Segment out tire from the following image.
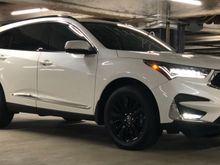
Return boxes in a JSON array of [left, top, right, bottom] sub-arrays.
[[63, 118, 81, 122], [0, 88, 14, 128], [104, 85, 161, 150]]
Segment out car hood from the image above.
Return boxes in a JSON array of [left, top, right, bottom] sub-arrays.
[[117, 50, 220, 70]]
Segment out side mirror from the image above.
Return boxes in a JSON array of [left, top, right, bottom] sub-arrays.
[[65, 40, 96, 54]]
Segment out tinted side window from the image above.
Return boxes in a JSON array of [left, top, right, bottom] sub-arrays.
[[10, 23, 49, 51], [48, 23, 84, 51], [0, 31, 12, 49], [83, 23, 169, 51], [82, 23, 122, 50]]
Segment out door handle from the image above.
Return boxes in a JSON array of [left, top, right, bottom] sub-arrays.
[[0, 54, 7, 60], [40, 60, 53, 66]]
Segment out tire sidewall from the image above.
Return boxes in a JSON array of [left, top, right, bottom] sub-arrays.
[[104, 85, 161, 149]]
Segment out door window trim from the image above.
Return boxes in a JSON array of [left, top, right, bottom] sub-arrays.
[[0, 19, 98, 54]]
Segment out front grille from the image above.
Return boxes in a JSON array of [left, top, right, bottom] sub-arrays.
[[209, 71, 220, 89]]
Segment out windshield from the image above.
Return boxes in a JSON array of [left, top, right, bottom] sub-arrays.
[[82, 22, 173, 52]]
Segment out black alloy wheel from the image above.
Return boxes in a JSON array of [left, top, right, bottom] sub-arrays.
[[104, 85, 161, 150]]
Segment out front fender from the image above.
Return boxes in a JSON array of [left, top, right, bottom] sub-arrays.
[[94, 57, 169, 110]]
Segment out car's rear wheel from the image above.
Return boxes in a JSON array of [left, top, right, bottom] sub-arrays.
[[0, 89, 14, 128], [104, 85, 161, 150]]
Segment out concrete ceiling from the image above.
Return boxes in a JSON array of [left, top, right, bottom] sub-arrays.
[[0, 0, 220, 23], [0, 0, 160, 21], [171, 0, 220, 18], [0, 0, 219, 17]]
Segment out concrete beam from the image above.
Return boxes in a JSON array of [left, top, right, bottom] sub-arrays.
[[171, 0, 220, 18], [1, 0, 220, 19], [0, 0, 161, 20]]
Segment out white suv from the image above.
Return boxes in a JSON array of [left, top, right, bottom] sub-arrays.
[[0, 16, 220, 150]]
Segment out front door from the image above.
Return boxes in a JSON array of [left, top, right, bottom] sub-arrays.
[[37, 22, 97, 115]]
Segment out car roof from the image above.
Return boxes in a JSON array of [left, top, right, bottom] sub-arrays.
[[78, 18, 119, 25], [1, 15, 77, 26], [0, 15, 119, 33], [1, 15, 119, 27], [0, 15, 78, 33]]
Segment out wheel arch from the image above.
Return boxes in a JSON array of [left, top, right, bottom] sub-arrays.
[[95, 77, 160, 125]]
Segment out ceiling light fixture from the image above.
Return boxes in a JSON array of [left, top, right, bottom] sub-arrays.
[[11, 8, 49, 16], [170, 0, 202, 6]]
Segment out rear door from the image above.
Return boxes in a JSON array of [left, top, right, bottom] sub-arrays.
[[0, 23, 48, 110]]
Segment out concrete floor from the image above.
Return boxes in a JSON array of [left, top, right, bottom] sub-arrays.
[[0, 114, 220, 165]]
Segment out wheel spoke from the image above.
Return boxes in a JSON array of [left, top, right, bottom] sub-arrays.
[[110, 119, 121, 125], [131, 123, 141, 137], [132, 108, 142, 117], [110, 120, 123, 133], [122, 96, 129, 109], [117, 125, 126, 140], [116, 101, 126, 113], [131, 101, 141, 112], [112, 104, 123, 114], [108, 92, 147, 143], [133, 115, 145, 130], [111, 110, 122, 119]]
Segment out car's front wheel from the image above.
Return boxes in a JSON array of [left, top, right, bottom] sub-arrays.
[[104, 85, 161, 150]]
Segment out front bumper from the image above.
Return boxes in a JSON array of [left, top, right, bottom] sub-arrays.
[[152, 75, 220, 124], [166, 93, 220, 137], [164, 121, 220, 137]]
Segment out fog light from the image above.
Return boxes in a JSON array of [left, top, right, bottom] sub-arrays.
[[169, 100, 206, 121], [179, 106, 206, 121], [182, 113, 203, 120]]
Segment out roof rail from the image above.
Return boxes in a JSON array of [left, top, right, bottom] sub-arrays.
[[1, 15, 78, 26]]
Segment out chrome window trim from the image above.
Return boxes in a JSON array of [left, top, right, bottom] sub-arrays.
[[0, 17, 98, 54]]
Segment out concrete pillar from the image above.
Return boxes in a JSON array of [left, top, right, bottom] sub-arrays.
[[176, 23, 185, 53]]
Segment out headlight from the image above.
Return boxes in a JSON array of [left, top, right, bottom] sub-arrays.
[[143, 60, 211, 79]]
